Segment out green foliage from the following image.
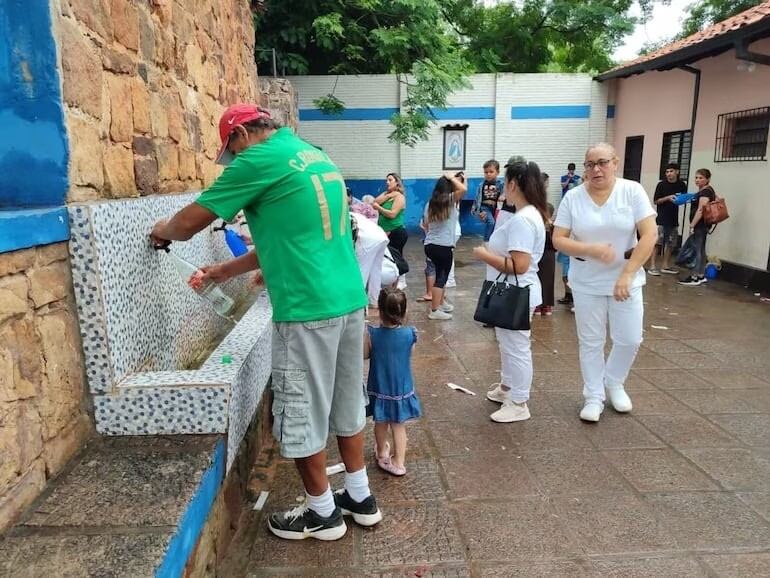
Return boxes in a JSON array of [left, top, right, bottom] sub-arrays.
[[680, 0, 762, 36], [253, 0, 664, 143]]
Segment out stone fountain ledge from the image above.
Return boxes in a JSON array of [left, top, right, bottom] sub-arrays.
[[68, 193, 273, 469]]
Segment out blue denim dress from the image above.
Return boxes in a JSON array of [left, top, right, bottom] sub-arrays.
[[366, 325, 422, 423]]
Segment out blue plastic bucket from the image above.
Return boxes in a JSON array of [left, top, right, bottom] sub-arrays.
[[705, 263, 718, 280]]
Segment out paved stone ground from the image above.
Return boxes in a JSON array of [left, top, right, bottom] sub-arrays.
[[224, 239, 770, 577]]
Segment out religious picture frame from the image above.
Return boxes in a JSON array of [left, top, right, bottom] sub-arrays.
[[442, 125, 468, 171]]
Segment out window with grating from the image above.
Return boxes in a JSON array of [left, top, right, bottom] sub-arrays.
[[659, 130, 692, 181], [715, 107, 770, 162]]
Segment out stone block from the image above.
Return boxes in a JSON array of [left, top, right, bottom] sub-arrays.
[[151, 0, 172, 26], [104, 144, 138, 198], [68, 116, 104, 189], [155, 26, 175, 70], [132, 135, 153, 156], [165, 92, 186, 144], [0, 459, 45, 534], [35, 243, 69, 268], [28, 262, 71, 308], [16, 404, 44, 471], [0, 249, 36, 277], [172, 4, 193, 41], [68, 186, 100, 203], [184, 43, 204, 88], [156, 143, 179, 181], [185, 112, 202, 152], [102, 47, 135, 74], [69, 0, 112, 40], [138, 8, 155, 61], [178, 149, 197, 181], [149, 92, 168, 137], [134, 155, 160, 195], [59, 17, 103, 118], [41, 414, 91, 478], [0, 317, 41, 403], [107, 74, 134, 142], [196, 153, 219, 187], [0, 274, 29, 324], [111, 0, 139, 51], [36, 311, 86, 441], [131, 78, 151, 134]]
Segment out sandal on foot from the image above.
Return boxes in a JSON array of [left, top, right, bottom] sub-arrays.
[[377, 456, 406, 477], [416, 296, 431, 302], [373, 441, 390, 462]]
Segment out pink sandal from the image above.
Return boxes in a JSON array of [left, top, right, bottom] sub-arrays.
[[377, 456, 406, 477]]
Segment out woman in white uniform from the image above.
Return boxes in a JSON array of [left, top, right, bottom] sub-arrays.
[[552, 143, 657, 422], [473, 158, 547, 423], [351, 212, 389, 308]]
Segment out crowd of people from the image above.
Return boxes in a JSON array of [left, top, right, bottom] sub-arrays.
[[149, 103, 721, 543]]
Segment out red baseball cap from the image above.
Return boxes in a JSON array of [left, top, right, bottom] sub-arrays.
[[216, 103, 272, 165]]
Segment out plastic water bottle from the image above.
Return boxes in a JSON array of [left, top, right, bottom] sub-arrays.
[[214, 222, 248, 257], [163, 249, 234, 317]]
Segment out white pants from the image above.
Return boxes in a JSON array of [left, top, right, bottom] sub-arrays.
[[572, 288, 644, 404], [495, 311, 535, 403], [357, 239, 387, 306]]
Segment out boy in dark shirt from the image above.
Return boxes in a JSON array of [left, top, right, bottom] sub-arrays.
[[472, 159, 504, 242], [649, 163, 687, 275]]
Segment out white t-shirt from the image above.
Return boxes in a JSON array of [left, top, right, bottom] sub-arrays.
[[553, 178, 655, 296], [352, 212, 388, 256], [486, 204, 546, 308]]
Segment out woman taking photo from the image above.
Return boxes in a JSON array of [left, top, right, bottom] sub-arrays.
[[679, 168, 716, 287], [552, 143, 656, 423], [423, 173, 467, 320], [473, 158, 546, 423], [374, 173, 408, 265]]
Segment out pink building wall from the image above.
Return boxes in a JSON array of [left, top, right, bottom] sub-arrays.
[[610, 37, 770, 270], [612, 69, 694, 185]]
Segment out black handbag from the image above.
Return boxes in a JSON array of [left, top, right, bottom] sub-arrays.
[[473, 258, 531, 330], [385, 247, 409, 275]]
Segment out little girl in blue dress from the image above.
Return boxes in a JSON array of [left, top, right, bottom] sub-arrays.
[[365, 287, 422, 476]]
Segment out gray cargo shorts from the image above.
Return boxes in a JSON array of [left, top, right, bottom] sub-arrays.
[[271, 309, 366, 459]]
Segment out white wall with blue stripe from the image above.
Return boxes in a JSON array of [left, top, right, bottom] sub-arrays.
[[289, 74, 615, 235]]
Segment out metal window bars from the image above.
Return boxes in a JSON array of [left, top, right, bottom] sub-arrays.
[[715, 106, 770, 162]]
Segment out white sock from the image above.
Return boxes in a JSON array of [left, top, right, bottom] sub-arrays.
[[344, 467, 371, 503], [306, 486, 335, 518]]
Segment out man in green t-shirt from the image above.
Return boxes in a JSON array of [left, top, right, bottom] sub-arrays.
[[150, 104, 381, 541]]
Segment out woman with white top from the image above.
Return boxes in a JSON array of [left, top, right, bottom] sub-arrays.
[[423, 174, 467, 320], [552, 143, 657, 422], [473, 158, 547, 423]]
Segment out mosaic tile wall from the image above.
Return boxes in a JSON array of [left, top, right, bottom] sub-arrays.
[[69, 193, 251, 389], [68, 195, 273, 468]]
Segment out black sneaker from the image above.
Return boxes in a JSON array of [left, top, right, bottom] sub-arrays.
[[679, 275, 706, 286], [334, 489, 383, 527], [267, 503, 347, 541], [558, 294, 574, 305]]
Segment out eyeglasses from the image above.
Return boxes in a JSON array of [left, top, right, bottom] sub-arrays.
[[583, 158, 614, 171]]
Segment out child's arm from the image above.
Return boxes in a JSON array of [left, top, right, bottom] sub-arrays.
[[363, 329, 371, 360]]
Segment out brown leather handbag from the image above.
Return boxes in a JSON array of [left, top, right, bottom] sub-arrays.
[[703, 196, 729, 227]]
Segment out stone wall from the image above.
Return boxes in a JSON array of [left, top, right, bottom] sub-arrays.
[[259, 78, 298, 132], [57, 0, 260, 202], [0, 243, 92, 533]]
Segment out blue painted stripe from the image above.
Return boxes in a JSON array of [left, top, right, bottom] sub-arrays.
[[0, 207, 70, 253], [300, 106, 496, 121], [300, 107, 399, 121], [156, 440, 225, 578], [607, 105, 616, 119], [430, 106, 495, 120], [511, 105, 591, 119]]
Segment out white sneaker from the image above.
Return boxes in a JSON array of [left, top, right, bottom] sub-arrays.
[[661, 267, 678, 275], [428, 309, 452, 320], [440, 302, 454, 313], [648, 268, 661, 276], [606, 386, 633, 412], [491, 400, 531, 423], [579, 401, 604, 422], [445, 278, 456, 288], [486, 383, 507, 404]]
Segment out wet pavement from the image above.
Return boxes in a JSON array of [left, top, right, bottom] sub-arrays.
[[223, 239, 770, 577]]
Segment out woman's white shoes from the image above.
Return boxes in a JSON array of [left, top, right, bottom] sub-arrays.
[[606, 387, 633, 412], [580, 401, 604, 422], [491, 400, 530, 423]]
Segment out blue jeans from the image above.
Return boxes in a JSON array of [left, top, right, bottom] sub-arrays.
[[479, 207, 496, 241]]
